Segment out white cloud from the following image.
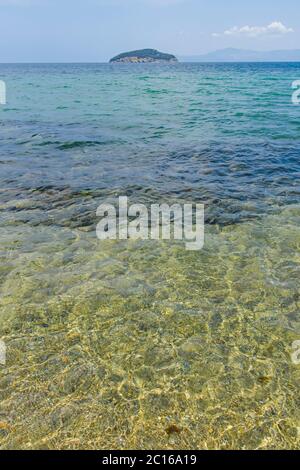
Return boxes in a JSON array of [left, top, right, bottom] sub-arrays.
[[213, 21, 294, 38]]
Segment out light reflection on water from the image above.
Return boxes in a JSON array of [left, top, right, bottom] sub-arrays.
[[0, 63, 300, 449]]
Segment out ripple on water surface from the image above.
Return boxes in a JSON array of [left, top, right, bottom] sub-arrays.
[[0, 63, 300, 449], [0, 205, 300, 449]]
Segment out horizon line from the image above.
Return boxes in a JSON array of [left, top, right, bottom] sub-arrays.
[[1, 60, 300, 64]]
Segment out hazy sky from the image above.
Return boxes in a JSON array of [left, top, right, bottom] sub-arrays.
[[0, 0, 299, 62]]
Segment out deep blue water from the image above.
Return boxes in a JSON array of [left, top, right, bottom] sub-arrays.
[[0, 62, 299, 225]]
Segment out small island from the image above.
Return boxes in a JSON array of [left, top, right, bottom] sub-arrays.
[[109, 48, 178, 64]]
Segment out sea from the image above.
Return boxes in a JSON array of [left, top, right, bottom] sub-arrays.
[[0, 62, 300, 449]]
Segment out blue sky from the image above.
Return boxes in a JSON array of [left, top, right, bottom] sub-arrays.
[[0, 0, 299, 62]]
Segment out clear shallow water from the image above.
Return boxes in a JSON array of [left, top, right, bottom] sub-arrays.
[[0, 63, 300, 449]]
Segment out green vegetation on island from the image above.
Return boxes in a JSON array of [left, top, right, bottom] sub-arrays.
[[109, 48, 178, 63]]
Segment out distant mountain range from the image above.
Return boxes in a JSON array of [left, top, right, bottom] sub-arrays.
[[180, 48, 300, 62]]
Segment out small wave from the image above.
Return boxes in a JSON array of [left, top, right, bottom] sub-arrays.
[[57, 140, 106, 150], [33, 140, 107, 149]]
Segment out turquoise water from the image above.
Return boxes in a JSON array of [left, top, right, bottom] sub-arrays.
[[0, 63, 300, 449]]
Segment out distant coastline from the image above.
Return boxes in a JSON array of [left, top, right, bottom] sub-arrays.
[[179, 48, 300, 62]]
